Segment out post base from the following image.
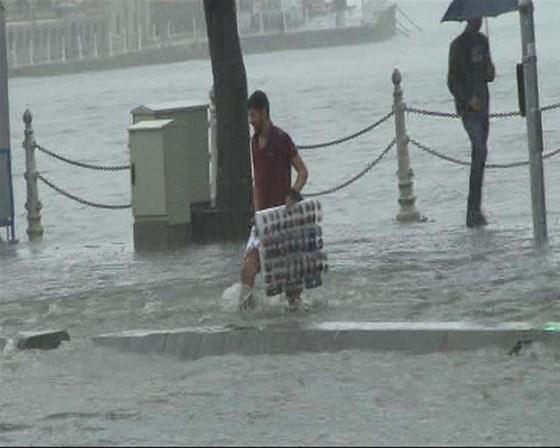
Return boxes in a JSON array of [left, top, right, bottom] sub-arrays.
[[191, 202, 251, 243], [26, 228, 44, 240], [133, 219, 190, 251], [397, 208, 423, 223]]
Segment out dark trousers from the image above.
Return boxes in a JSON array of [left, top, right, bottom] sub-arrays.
[[461, 111, 489, 219]]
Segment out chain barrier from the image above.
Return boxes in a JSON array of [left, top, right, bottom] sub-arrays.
[[297, 111, 394, 151], [406, 107, 460, 119], [489, 110, 521, 119], [35, 144, 130, 171], [306, 139, 396, 197], [409, 138, 560, 169], [405, 106, 521, 119], [540, 102, 560, 113], [38, 174, 131, 210], [407, 101, 560, 120]]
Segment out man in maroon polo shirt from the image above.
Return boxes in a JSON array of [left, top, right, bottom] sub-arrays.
[[240, 90, 309, 310]]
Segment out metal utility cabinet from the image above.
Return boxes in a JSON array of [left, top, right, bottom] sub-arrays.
[[131, 101, 210, 206], [129, 119, 192, 250], [129, 101, 210, 250]]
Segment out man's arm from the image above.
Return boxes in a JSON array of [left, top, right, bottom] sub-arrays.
[[290, 153, 308, 193], [448, 37, 475, 113], [448, 40, 467, 100], [286, 153, 308, 208]]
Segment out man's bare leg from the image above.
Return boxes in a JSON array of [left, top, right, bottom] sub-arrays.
[[240, 249, 260, 310], [285, 284, 303, 310]]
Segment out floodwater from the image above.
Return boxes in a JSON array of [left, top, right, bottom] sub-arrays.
[[1, 1, 560, 445]]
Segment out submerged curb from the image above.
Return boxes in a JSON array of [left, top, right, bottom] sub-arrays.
[[92, 322, 560, 361], [16, 330, 71, 350], [0, 330, 70, 353]]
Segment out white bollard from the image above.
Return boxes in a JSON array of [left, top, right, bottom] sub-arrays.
[[46, 30, 51, 63], [61, 34, 66, 62], [93, 32, 99, 58], [108, 30, 113, 57], [392, 69, 422, 223], [22, 110, 44, 240], [29, 32, 34, 65], [77, 31, 83, 60]]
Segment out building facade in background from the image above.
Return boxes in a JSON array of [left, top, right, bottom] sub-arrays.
[[3, 0, 391, 70]]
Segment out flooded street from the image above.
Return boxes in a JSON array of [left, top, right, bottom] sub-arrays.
[[2, 342, 560, 446], [1, 1, 560, 445]]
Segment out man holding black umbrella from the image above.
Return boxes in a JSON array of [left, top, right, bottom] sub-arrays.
[[447, 17, 495, 228]]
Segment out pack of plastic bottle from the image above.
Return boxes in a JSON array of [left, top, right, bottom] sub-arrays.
[[254, 199, 328, 297]]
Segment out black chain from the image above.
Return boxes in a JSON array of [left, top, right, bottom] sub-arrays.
[[541, 102, 560, 113], [38, 174, 131, 210], [407, 100, 560, 119], [297, 111, 394, 151], [406, 106, 520, 119], [409, 138, 560, 169], [306, 139, 396, 197], [406, 107, 460, 119], [35, 144, 130, 171]]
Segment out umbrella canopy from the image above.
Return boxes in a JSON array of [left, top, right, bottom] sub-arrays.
[[441, 0, 519, 22]]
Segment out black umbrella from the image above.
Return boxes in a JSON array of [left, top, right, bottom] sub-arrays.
[[441, 0, 519, 22]]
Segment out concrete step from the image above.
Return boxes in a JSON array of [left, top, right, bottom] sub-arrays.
[[92, 322, 560, 361], [16, 330, 70, 350]]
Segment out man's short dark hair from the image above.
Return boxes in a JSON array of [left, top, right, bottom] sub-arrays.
[[248, 90, 270, 117]]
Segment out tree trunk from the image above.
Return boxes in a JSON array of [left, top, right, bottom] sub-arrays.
[[203, 0, 252, 214]]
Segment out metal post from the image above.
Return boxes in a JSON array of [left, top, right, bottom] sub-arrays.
[[47, 30, 52, 63], [209, 85, 218, 208], [29, 31, 34, 65], [1, 1, 16, 241], [108, 30, 113, 56], [93, 32, 99, 58], [137, 25, 142, 50], [392, 69, 422, 223], [22, 110, 43, 240], [77, 31, 83, 60], [519, 0, 547, 248], [61, 33, 66, 62]]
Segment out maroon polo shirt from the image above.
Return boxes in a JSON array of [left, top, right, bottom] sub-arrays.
[[252, 123, 297, 211]]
